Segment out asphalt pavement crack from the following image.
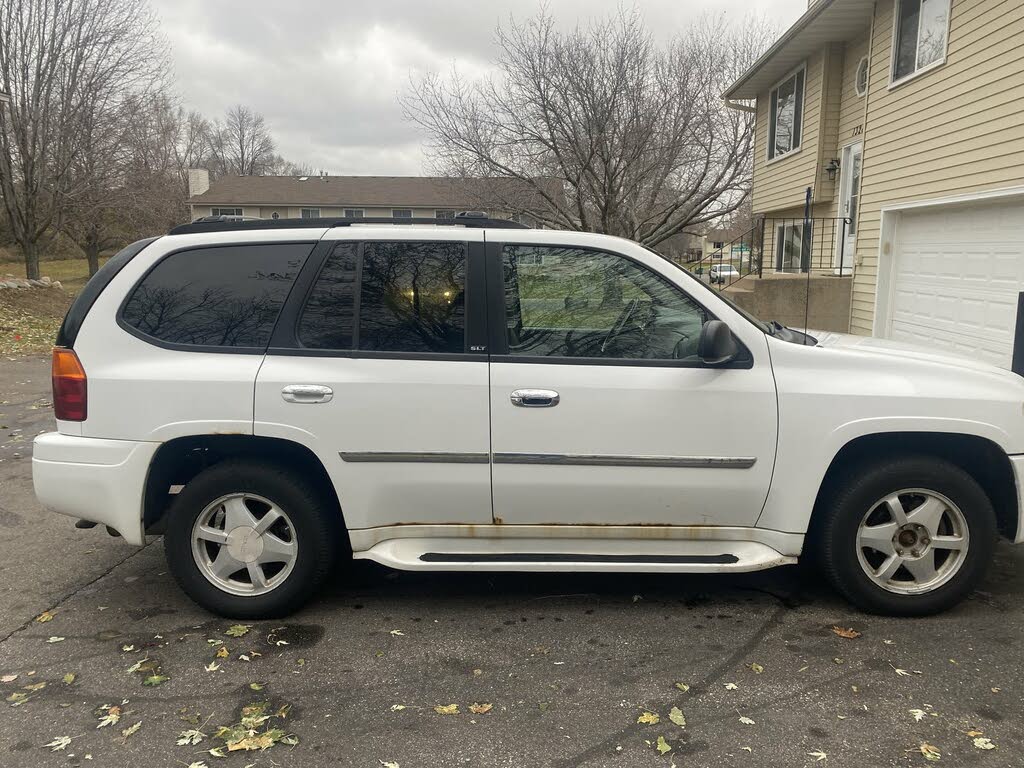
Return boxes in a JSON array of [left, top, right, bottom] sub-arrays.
[[0, 539, 157, 645]]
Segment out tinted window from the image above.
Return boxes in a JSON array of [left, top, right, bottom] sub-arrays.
[[503, 245, 707, 360], [360, 241, 465, 353], [297, 240, 467, 354], [122, 243, 310, 348], [297, 242, 357, 350]]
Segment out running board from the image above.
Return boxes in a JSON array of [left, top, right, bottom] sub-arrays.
[[354, 537, 795, 573]]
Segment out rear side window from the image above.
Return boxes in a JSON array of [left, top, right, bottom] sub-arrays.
[[298, 240, 467, 354], [121, 243, 311, 349]]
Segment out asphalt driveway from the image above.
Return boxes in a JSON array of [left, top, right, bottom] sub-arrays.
[[1, 355, 1023, 767]]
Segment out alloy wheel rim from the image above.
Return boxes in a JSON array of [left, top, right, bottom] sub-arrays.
[[855, 488, 969, 595], [191, 493, 298, 597]]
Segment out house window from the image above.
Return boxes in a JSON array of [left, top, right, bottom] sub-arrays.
[[301, 208, 321, 218], [892, 0, 950, 83], [392, 209, 413, 218], [435, 209, 456, 219], [775, 222, 809, 273], [211, 208, 243, 217], [713, 241, 725, 249], [855, 57, 869, 96], [768, 66, 804, 160], [344, 209, 364, 218]]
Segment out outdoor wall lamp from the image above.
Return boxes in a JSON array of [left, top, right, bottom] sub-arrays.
[[825, 158, 841, 181]]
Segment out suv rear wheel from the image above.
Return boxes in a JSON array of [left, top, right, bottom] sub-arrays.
[[164, 460, 341, 618], [816, 456, 996, 616]]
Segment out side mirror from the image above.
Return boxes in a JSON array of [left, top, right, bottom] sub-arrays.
[[698, 320, 739, 365]]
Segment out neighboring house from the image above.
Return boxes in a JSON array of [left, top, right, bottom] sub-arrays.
[[725, 0, 1024, 366], [187, 171, 552, 226], [701, 227, 751, 263]]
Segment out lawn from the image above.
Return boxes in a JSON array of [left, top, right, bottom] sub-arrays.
[[0, 257, 106, 355]]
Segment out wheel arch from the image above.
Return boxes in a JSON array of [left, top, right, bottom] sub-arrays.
[[810, 431, 1018, 541], [144, 434, 346, 537]]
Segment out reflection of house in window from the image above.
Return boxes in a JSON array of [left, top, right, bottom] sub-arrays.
[[775, 222, 810, 273]]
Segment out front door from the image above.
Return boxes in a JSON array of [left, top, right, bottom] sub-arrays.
[[254, 230, 492, 530], [487, 240, 778, 527], [836, 142, 862, 275]]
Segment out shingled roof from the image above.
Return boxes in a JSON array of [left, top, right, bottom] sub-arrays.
[[189, 175, 559, 210]]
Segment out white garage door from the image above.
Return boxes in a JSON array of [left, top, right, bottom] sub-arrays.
[[888, 198, 1024, 368]]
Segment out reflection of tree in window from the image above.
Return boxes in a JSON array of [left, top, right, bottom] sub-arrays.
[[359, 241, 466, 353], [298, 242, 357, 350], [121, 245, 309, 347]]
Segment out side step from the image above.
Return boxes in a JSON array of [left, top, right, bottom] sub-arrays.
[[355, 537, 795, 573]]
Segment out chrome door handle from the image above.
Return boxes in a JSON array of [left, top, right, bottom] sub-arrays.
[[510, 389, 560, 408], [282, 384, 333, 404]]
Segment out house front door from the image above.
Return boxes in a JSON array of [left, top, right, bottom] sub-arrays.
[[836, 142, 862, 275]]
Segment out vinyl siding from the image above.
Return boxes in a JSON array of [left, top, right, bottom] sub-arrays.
[[824, 33, 871, 221], [850, 0, 1024, 334], [751, 53, 825, 213]]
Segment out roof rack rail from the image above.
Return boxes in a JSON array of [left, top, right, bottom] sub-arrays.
[[168, 211, 530, 235]]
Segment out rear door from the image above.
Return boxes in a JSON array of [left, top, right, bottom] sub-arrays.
[[254, 228, 492, 529], [485, 235, 778, 527]]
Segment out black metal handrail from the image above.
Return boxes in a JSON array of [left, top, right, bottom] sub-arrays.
[[670, 217, 852, 292]]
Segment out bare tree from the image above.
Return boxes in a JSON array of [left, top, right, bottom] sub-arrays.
[[0, 0, 167, 278], [209, 105, 276, 177], [403, 9, 773, 247]]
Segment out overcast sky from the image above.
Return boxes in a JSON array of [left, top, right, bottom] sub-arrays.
[[150, 0, 806, 176]]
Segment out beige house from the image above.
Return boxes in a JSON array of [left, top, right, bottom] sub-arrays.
[[187, 171, 550, 225], [725, 0, 1024, 366]]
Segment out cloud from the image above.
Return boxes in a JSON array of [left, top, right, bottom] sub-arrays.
[[151, 0, 806, 174]]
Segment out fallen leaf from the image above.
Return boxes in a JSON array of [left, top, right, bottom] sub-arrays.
[[637, 711, 660, 725], [177, 729, 206, 746], [831, 626, 861, 639], [389, 630, 405, 636], [142, 675, 169, 686], [739, 716, 756, 725], [46, 636, 65, 644], [121, 644, 136, 652], [62, 673, 75, 685], [724, 682, 739, 690], [205, 662, 220, 672], [225, 625, 251, 637], [0, 674, 17, 683], [207, 747, 226, 758], [36, 610, 56, 623], [655, 735, 672, 755], [434, 704, 459, 715], [215, 646, 230, 659], [24, 681, 46, 691], [973, 737, 996, 751], [249, 683, 265, 691], [669, 706, 686, 727], [808, 750, 827, 762], [379, 762, 400, 768], [910, 709, 927, 722], [893, 668, 912, 677], [919, 743, 941, 762], [187, 762, 209, 768], [991, 687, 1001, 693], [97, 705, 122, 728], [472, 668, 483, 676], [390, 704, 406, 711], [45, 736, 71, 751], [469, 703, 492, 714], [121, 721, 142, 741], [674, 682, 689, 692], [966, 730, 984, 738]]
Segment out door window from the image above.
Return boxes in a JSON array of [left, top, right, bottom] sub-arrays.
[[298, 240, 467, 354], [121, 243, 311, 349], [501, 246, 707, 361]]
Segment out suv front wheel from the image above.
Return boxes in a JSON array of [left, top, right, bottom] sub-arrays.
[[816, 456, 996, 616], [164, 460, 341, 618]]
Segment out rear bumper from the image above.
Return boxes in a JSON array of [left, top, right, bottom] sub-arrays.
[[1011, 455, 1024, 544], [32, 432, 159, 545]]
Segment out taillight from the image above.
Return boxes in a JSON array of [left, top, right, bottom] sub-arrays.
[[52, 347, 87, 421]]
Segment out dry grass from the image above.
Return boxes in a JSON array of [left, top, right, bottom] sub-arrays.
[[0, 258, 108, 355]]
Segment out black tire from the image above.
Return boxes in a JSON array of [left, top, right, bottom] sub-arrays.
[[163, 459, 342, 619], [815, 455, 996, 616]]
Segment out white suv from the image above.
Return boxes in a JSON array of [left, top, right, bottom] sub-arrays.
[[32, 214, 1024, 618]]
